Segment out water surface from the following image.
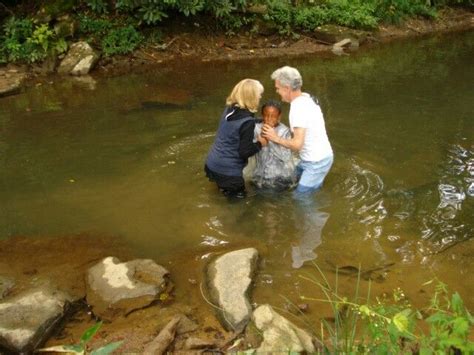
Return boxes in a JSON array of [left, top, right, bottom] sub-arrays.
[[1, 31, 473, 319]]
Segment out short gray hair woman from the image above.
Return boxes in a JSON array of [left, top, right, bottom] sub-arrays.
[[271, 66, 303, 91], [263, 65, 333, 196]]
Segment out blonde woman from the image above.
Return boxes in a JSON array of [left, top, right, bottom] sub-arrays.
[[205, 79, 267, 198]]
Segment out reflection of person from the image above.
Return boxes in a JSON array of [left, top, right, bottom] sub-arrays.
[[262, 66, 333, 195], [205, 79, 267, 198], [252, 100, 296, 191], [291, 204, 330, 268]]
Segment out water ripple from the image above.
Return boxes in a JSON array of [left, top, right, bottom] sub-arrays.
[[418, 143, 473, 254], [339, 160, 387, 241]]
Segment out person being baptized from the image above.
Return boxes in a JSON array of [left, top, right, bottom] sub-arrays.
[[252, 100, 297, 191]]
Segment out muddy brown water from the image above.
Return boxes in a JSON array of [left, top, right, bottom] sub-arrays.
[[0, 31, 473, 349]]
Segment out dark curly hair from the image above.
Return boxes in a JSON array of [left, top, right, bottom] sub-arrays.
[[261, 99, 282, 114]]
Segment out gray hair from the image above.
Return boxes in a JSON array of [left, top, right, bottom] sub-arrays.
[[271, 66, 302, 90]]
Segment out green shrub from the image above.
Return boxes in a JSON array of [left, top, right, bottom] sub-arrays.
[[265, 0, 379, 34], [264, 0, 294, 35], [78, 15, 113, 37], [373, 0, 437, 24], [85, 0, 108, 14], [327, 0, 378, 29], [0, 17, 67, 63], [293, 6, 329, 31], [77, 14, 143, 55], [101, 25, 143, 56]]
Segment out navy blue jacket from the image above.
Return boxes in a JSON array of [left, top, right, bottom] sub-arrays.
[[206, 106, 261, 177]]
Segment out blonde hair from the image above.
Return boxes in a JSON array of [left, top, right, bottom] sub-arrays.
[[226, 79, 264, 113]]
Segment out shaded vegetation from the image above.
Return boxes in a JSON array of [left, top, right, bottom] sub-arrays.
[[0, 0, 473, 63]]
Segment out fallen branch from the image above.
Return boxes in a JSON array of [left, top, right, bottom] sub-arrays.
[[143, 315, 181, 355]]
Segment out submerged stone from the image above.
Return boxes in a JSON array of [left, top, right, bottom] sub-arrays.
[[86, 256, 169, 320], [206, 248, 258, 332]]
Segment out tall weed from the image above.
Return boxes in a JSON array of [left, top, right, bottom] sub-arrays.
[[299, 264, 474, 353]]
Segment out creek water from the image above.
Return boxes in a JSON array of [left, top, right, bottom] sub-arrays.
[[1, 31, 473, 327]]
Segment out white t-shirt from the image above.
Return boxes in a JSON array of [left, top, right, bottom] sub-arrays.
[[289, 93, 333, 162]]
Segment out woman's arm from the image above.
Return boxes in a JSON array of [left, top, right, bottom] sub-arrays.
[[239, 120, 265, 159], [262, 124, 305, 152]]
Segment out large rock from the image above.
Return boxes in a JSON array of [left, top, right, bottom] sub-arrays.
[[0, 69, 26, 98], [253, 304, 315, 353], [58, 41, 99, 75], [0, 286, 73, 353], [206, 248, 258, 332], [86, 256, 169, 320]]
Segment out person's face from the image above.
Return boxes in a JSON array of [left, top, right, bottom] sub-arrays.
[[262, 106, 281, 128], [275, 80, 291, 103]]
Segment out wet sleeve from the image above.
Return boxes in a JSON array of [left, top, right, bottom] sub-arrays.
[[239, 120, 262, 159], [271, 128, 293, 161]]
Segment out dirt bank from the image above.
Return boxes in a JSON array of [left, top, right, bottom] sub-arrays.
[[93, 7, 473, 77]]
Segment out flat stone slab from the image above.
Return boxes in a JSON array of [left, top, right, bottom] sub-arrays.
[[0, 286, 72, 353], [86, 256, 169, 320], [312, 24, 370, 45], [0, 69, 26, 98], [253, 304, 315, 353], [206, 248, 258, 332]]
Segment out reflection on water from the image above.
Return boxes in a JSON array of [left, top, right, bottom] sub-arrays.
[[0, 31, 473, 312], [291, 192, 331, 268]]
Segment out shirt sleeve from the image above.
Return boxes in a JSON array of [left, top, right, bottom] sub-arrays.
[[290, 100, 310, 129], [239, 120, 262, 159]]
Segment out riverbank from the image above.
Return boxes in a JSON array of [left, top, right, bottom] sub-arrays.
[[95, 7, 473, 77], [1, 7, 473, 91]]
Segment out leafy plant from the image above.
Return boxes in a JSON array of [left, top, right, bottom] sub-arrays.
[[38, 321, 123, 355], [372, 0, 437, 24], [326, 0, 378, 29], [78, 15, 114, 37], [85, 0, 109, 14], [419, 280, 474, 353], [299, 264, 474, 353], [0, 17, 67, 63], [264, 0, 294, 35], [101, 25, 143, 56], [293, 6, 329, 31]]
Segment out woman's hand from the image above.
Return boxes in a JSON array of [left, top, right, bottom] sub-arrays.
[[262, 124, 278, 143], [257, 134, 268, 147]]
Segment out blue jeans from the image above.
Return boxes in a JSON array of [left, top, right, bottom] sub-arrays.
[[294, 155, 334, 195]]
